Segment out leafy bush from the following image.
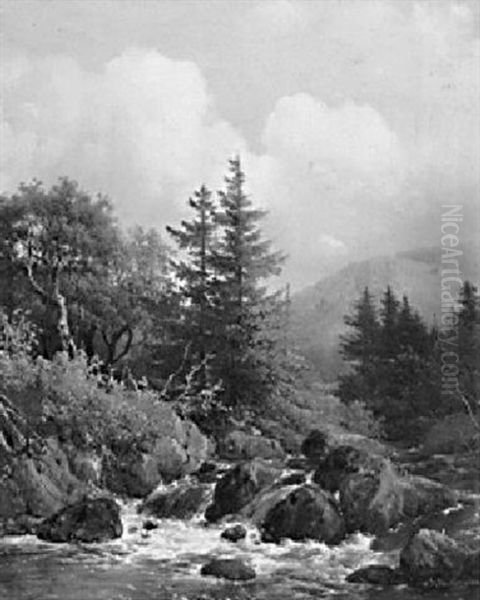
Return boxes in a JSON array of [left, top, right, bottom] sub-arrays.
[[423, 412, 480, 455], [0, 343, 191, 454], [258, 382, 382, 452]]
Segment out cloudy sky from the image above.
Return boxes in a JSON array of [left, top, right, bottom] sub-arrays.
[[1, 0, 479, 288]]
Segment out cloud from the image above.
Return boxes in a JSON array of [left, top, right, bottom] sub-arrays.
[[1, 0, 478, 290], [262, 93, 402, 182], [0, 48, 246, 224]]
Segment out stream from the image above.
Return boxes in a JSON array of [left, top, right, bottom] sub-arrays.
[[1, 499, 479, 600]]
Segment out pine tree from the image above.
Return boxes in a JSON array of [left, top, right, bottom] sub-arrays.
[[379, 285, 400, 358], [210, 156, 286, 409], [166, 185, 217, 388], [338, 287, 380, 407], [458, 281, 480, 409], [339, 286, 440, 440]]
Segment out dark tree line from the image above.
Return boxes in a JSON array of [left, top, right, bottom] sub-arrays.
[[0, 158, 295, 431], [339, 284, 480, 439]]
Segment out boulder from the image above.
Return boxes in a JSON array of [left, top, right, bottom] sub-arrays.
[[401, 475, 458, 519], [152, 419, 210, 481], [205, 459, 280, 522], [220, 430, 285, 461], [0, 397, 86, 533], [399, 529, 468, 585], [301, 429, 328, 464], [347, 565, 404, 585], [0, 437, 83, 523], [221, 524, 247, 543], [102, 451, 161, 498], [240, 485, 295, 526], [140, 483, 211, 519], [339, 460, 457, 535], [261, 484, 345, 544], [37, 497, 122, 543], [200, 558, 255, 581], [313, 445, 370, 492]]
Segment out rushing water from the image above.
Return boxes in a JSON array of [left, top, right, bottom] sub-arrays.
[[1, 500, 479, 600]]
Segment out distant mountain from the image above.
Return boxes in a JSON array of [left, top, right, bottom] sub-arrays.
[[291, 243, 480, 381]]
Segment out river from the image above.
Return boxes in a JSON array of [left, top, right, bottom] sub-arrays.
[[1, 500, 479, 600]]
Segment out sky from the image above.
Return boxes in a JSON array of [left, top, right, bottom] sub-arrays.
[[1, 0, 479, 289]]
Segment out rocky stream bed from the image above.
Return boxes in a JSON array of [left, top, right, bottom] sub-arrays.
[[1, 416, 479, 600]]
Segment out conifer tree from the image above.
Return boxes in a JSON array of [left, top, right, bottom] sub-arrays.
[[458, 281, 480, 409], [338, 287, 380, 407], [210, 156, 286, 409], [166, 185, 217, 388], [379, 285, 400, 358]]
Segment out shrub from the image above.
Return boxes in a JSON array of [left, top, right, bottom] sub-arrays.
[[423, 413, 480, 455], [0, 346, 193, 454], [258, 383, 382, 452]]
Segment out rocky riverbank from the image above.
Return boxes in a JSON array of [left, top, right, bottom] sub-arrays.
[[2, 398, 479, 597]]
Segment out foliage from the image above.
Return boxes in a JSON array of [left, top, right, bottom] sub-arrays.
[[258, 382, 382, 452], [457, 281, 480, 410], [338, 286, 440, 440], [166, 157, 296, 423], [0, 178, 121, 357], [0, 335, 186, 454], [423, 413, 480, 455]]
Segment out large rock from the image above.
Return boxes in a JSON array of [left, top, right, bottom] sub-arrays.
[[399, 529, 468, 585], [347, 565, 404, 585], [401, 475, 458, 519], [339, 460, 457, 535], [240, 484, 296, 526], [201, 558, 255, 581], [102, 416, 210, 496], [313, 445, 371, 492], [37, 497, 122, 543], [220, 430, 285, 461], [301, 429, 328, 464], [152, 419, 210, 481], [205, 459, 280, 522], [261, 484, 345, 544], [0, 396, 83, 524], [102, 451, 161, 498], [140, 482, 211, 519]]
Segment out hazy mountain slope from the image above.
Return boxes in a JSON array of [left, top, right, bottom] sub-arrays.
[[291, 244, 480, 381]]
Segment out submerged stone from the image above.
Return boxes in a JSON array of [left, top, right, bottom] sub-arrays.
[[200, 558, 256, 581], [347, 564, 404, 585], [220, 524, 247, 543]]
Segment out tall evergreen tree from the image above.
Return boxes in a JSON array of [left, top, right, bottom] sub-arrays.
[[458, 281, 480, 408], [379, 285, 400, 358], [210, 156, 286, 409], [166, 185, 217, 388], [338, 287, 380, 407]]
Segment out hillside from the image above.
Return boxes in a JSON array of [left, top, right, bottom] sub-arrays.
[[291, 244, 480, 381]]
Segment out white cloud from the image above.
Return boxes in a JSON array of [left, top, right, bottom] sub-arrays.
[[1, 0, 478, 290], [262, 93, 402, 183], [0, 48, 246, 225]]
